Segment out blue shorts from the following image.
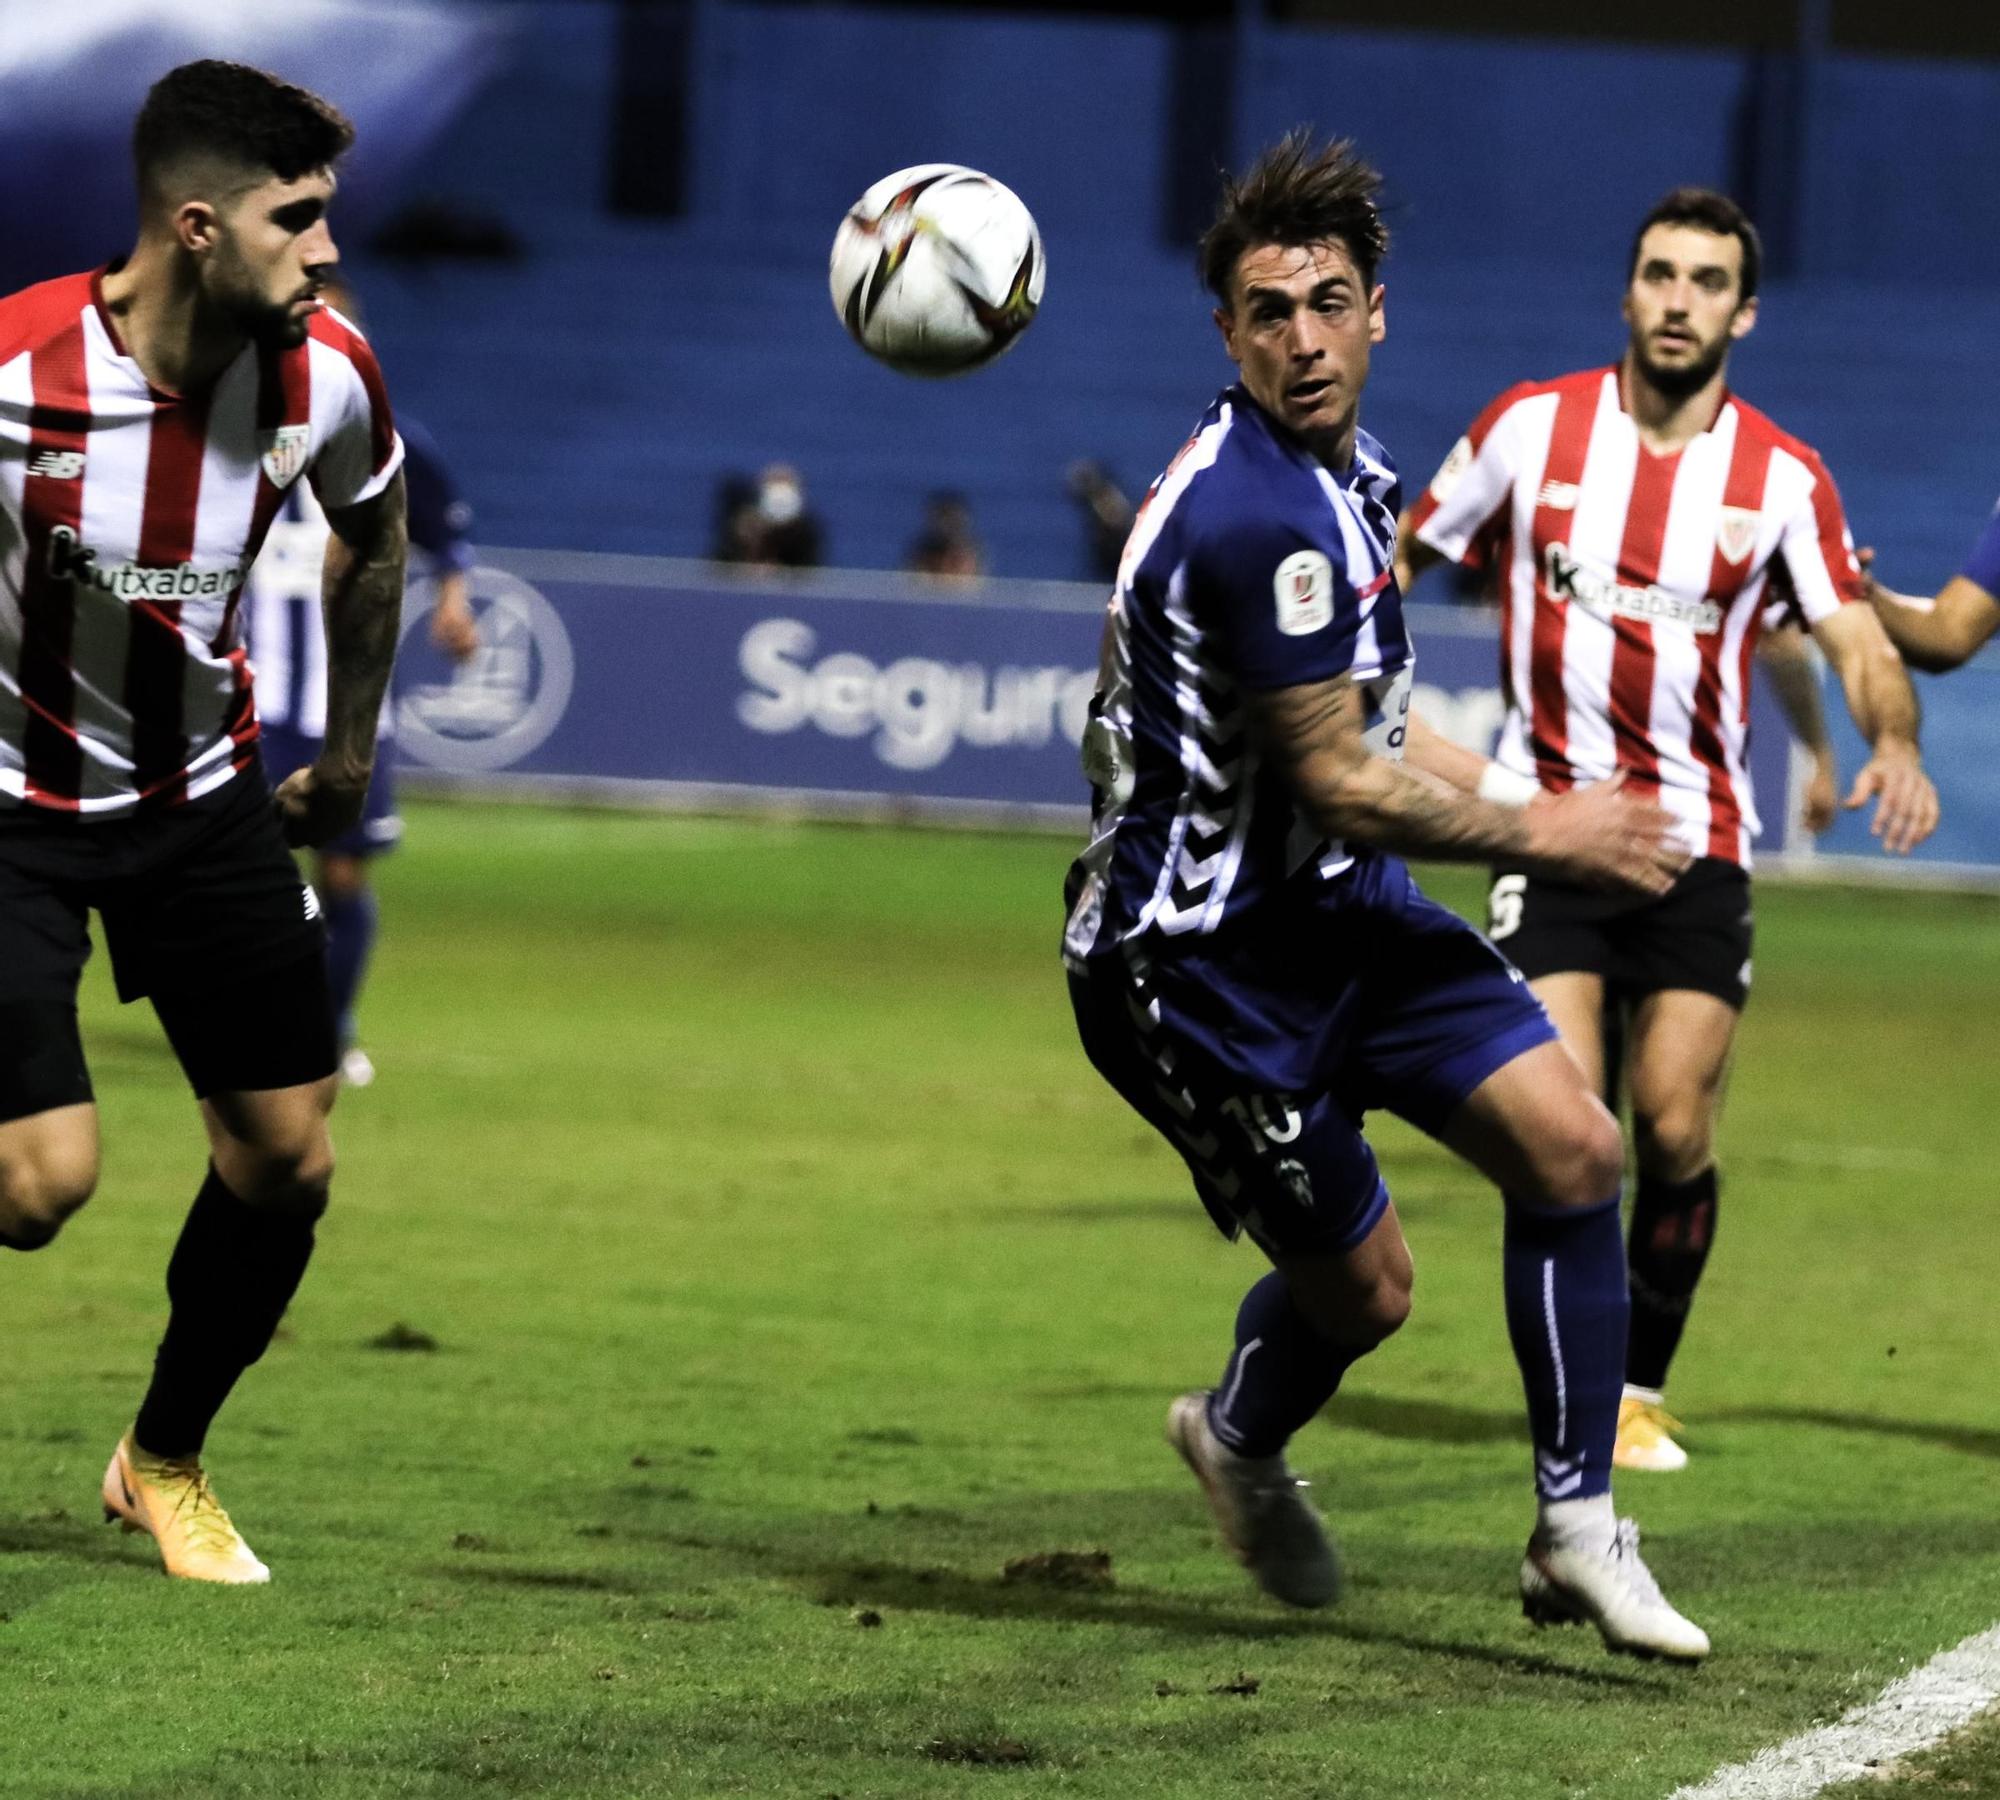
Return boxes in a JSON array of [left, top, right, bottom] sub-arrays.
[[1068, 852, 1555, 1256], [256, 724, 402, 860]]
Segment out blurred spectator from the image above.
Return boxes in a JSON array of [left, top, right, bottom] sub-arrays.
[[1067, 459, 1135, 583], [710, 471, 760, 562], [906, 490, 984, 582], [712, 463, 823, 569]]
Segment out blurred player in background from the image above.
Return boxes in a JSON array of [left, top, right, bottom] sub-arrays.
[[1864, 498, 2000, 670], [1066, 133, 1710, 1662], [0, 62, 405, 1580], [1395, 188, 1937, 1474], [1758, 621, 1840, 834], [247, 279, 478, 1086], [1067, 458, 1136, 583]]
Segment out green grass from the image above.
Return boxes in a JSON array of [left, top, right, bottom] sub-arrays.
[[2, 802, 1996, 1799], [1824, 1706, 2000, 1798]]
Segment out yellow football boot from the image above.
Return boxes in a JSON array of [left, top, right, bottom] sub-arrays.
[[1614, 1393, 1689, 1473], [101, 1432, 271, 1583]]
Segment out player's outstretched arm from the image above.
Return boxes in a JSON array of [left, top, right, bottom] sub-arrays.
[[1867, 574, 2000, 674], [1405, 712, 1542, 805], [1250, 677, 1685, 893], [274, 471, 410, 847], [1403, 711, 1487, 792], [1809, 602, 1939, 854], [1756, 625, 1839, 834]]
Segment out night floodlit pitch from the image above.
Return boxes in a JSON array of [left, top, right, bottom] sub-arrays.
[[1, 802, 1994, 1799]]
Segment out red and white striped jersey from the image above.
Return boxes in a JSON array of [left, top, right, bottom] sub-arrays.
[[1409, 366, 1864, 865], [0, 268, 402, 816]]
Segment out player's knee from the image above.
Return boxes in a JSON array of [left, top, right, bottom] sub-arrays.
[[1289, 1249, 1412, 1347], [1536, 1110, 1625, 1210], [225, 1128, 333, 1217], [314, 853, 368, 903], [1353, 1264, 1413, 1344], [1631, 1102, 1714, 1183], [0, 1149, 99, 1249]]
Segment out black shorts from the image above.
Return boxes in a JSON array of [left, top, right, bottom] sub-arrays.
[[1485, 857, 1754, 1011], [0, 770, 339, 1122]]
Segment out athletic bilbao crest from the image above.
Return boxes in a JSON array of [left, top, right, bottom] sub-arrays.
[[1273, 550, 1334, 636], [1716, 506, 1759, 565], [260, 425, 310, 489]]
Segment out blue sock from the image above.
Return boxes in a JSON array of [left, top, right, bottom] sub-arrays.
[[1503, 1194, 1627, 1501], [320, 887, 377, 1044], [1208, 1271, 1370, 1459]]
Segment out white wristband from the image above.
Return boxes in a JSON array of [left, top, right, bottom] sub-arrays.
[[1476, 763, 1540, 808]]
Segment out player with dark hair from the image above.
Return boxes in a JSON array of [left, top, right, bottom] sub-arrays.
[[1864, 501, 2000, 671], [1066, 131, 1710, 1660], [1395, 185, 1937, 1474], [0, 60, 407, 1581]]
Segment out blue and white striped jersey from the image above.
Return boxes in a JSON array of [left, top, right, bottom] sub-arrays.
[[1063, 386, 1412, 966], [246, 415, 473, 735]]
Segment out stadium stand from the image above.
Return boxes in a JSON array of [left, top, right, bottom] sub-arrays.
[[337, 3, 2000, 585]]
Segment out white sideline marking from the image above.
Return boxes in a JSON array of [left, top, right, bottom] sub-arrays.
[[1669, 1624, 2000, 1799]]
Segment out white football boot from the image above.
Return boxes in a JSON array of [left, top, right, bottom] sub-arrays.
[[1166, 1391, 1341, 1608], [1520, 1515, 1709, 1662]]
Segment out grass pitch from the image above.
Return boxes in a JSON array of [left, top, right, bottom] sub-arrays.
[[2, 802, 1995, 1799]]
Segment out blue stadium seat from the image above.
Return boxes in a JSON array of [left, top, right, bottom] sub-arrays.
[[351, 226, 2000, 588]]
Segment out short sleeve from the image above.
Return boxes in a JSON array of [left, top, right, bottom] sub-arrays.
[[1186, 513, 1376, 692], [1960, 497, 2000, 598], [1408, 381, 1533, 566], [401, 420, 475, 572], [1774, 449, 1865, 624], [307, 315, 404, 512]]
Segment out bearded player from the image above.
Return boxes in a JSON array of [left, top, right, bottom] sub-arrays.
[[0, 61, 406, 1580], [1395, 188, 1938, 1473]]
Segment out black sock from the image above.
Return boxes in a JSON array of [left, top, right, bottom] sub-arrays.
[[1625, 1167, 1718, 1392], [132, 1165, 322, 1460]]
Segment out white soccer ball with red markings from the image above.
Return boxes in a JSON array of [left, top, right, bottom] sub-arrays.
[[830, 164, 1045, 377]]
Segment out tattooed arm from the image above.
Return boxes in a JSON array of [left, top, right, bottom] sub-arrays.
[[273, 470, 409, 847], [1250, 674, 1684, 893]]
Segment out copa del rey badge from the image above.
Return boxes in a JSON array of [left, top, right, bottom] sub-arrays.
[[1274, 549, 1335, 636], [259, 424, 310, 489]]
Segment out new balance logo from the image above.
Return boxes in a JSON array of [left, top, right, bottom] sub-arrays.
[[28, 450, 84, 479], [303, 886, 322, 922], [1538, 480, 1579, 510]]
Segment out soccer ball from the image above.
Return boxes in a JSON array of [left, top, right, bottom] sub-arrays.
[[830, 164, 1045, 377]]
